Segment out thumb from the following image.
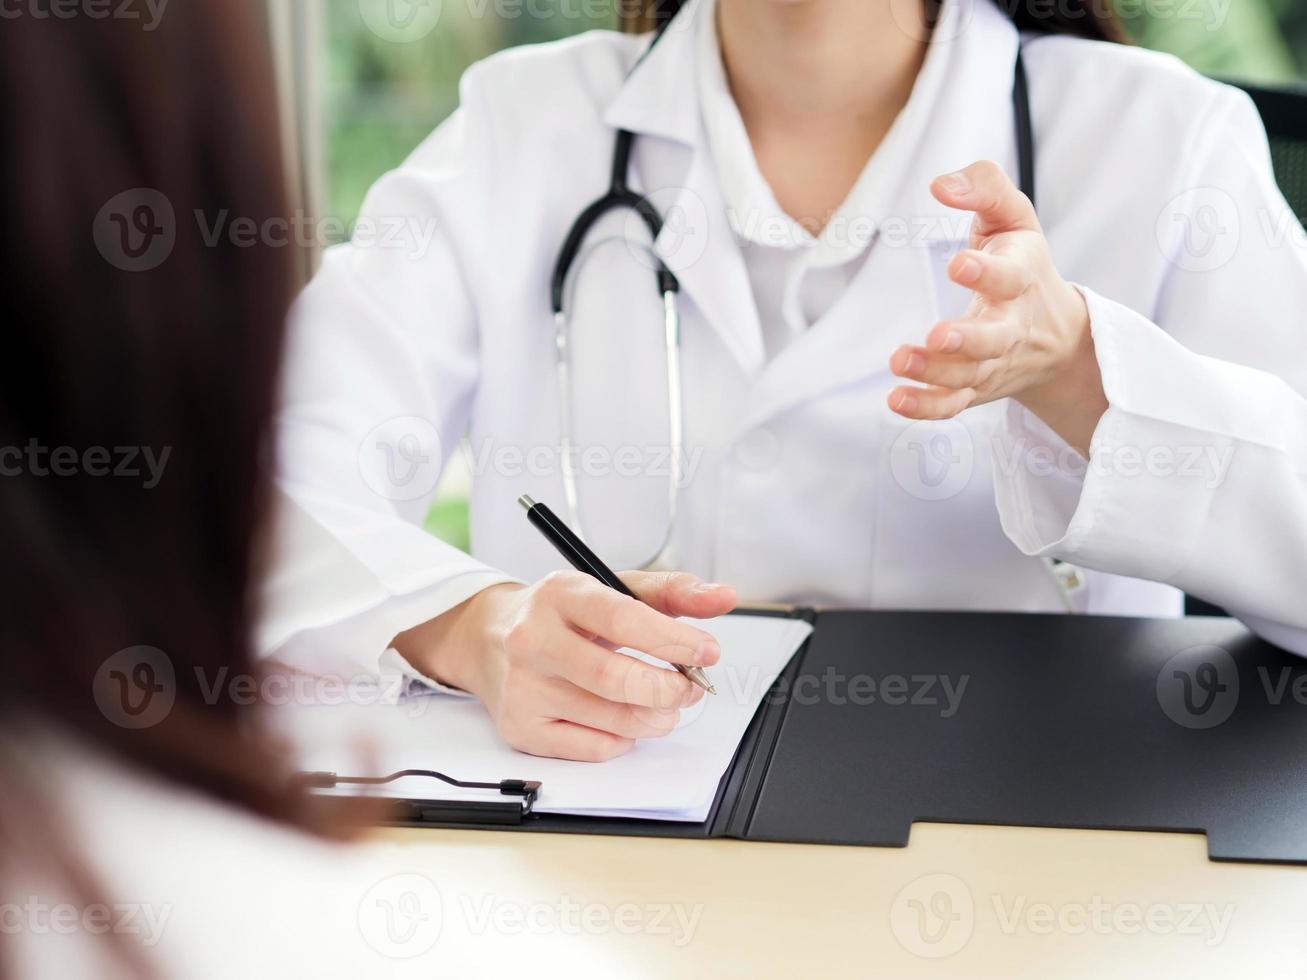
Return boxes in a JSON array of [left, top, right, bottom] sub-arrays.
[[618, 571, 738, 620], [931, 159, 1039, 239]]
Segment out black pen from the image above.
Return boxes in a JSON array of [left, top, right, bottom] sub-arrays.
[[518, 495, 716, 695]]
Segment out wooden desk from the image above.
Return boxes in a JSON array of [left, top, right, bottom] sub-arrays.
[[370, 822, 1307, 977]]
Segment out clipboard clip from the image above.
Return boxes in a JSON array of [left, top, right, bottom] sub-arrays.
[[297, 769, 542, 825]]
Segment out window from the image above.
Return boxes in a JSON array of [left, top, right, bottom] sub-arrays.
[[295, 0, 1307, 548], [327, 1, 612, 224], [1120, 0, 1307, 83]]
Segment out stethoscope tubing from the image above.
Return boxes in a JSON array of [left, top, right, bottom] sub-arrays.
[[546, 21, 1072, 602]]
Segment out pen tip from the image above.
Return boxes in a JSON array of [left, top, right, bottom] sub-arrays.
[[684, 666, 716, 695], [517, 494, 536, 512]]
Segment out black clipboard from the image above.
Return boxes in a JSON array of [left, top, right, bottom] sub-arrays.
[[313, 609, 1307, 865]]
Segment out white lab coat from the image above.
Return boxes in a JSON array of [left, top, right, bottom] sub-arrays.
[[263, 0, 1307, 681]]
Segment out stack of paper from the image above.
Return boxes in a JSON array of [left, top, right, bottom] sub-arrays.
[[276, 614, 812, 822]]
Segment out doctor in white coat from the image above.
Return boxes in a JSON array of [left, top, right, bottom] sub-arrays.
[[265, 0, 1307, 761]]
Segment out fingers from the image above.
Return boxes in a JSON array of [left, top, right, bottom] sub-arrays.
[[514, 721, 636, 763], [543, 572, 721, 667], [619, 570, 738, 620], [931, 160, 1039, 238], [948, 249, 1031, 302], [532, 624, 700, 709], [887, 384, 976, 421], [924, 318, 1016, 360], [891, 346, 989, 391], [483, 571, 722, 762], [541, 676, 686, 739]]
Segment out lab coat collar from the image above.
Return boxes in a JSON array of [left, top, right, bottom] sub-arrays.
[[604, 0, 769, 376], [889, 0, 1024, 245], [601, 0, 708, 147]]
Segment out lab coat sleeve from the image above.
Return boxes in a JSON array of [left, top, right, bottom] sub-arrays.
[[261, 68, 521, 683], [990, 85, 1307, 656]]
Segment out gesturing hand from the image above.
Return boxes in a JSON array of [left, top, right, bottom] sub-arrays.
[[888, 160, 1107, 456], [396, 571, 737, 762]]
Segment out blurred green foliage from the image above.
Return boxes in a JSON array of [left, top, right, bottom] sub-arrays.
[[423, 495, 472, 551], [326, 0, 611, 222], [1119, 0, 1301, 83]]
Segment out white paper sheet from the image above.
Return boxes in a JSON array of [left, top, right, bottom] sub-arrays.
[[276, 614, 812, 821]]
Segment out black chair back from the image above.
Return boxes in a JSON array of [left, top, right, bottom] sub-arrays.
[[1235, 80, 1307, 225]]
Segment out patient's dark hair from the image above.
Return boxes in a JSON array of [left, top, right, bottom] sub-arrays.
[[620, 0, 1129, 43], [0, 1, 339, 975]]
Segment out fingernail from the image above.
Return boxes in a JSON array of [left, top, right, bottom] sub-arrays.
[[954, 256, 981, 283], [942, 329, 963, 352], [698, 640, 721, 666], [940, 171, 971, 194], [692, 581, 725, 594], [905, 352, 925, 375], [893, 390, 918, 413]]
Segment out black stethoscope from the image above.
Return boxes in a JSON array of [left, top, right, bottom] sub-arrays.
[[549, 23, 1036, 573]]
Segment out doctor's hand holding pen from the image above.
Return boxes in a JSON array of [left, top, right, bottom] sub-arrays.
[[888, 160, 1109, 457], [389, 161, 1094, 766], [393, 571, 737, 762]]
